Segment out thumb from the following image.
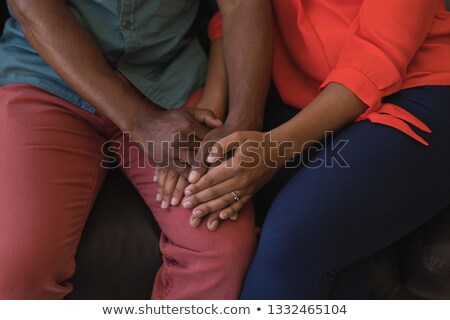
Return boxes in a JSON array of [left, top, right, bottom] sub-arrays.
[[188, 139, 216, 183], [191, 109, 223, 129], [206, 132, 244, 164]]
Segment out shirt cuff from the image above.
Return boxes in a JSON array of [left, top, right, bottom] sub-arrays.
[[208, 12, 223, 42], [320, 66, 382, 120]]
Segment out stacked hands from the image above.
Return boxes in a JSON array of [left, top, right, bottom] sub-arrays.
[[142, 107, 280, 231]]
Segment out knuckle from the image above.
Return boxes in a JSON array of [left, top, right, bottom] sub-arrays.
[[190, 195, 201, 206], [223, 196, 234, 208], [209, 212, 221, 221], [163, 182, 175, 194], [227, 206, 236, 215], [241, 174, 252, 186], [173, 188, 183, 197], [188, 184, 199, 194], [230, 132, 241, 142], [203, 204, 214, 215], [178, 121, 190, 133], [207, 187, 220, 199], [202, 176, 216, 186], [221, 208, 233, 219], [196, 203, 212, 216], [167, 171, 178, 181]]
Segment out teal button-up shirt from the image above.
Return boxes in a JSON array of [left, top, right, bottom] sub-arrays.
[[0, 0, 207, 113]]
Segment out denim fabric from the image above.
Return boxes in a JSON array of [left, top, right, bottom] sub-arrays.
[[0, 0, 206, 113], [243, 86, 450, 299]]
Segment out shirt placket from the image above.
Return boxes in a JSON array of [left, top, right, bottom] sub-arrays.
[[118, 0, 140, 68]]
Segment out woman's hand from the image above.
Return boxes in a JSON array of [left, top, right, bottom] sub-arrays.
[[182, 131, 283, 230], [155, 122, 256, 211], [187, 121, 257, 182]]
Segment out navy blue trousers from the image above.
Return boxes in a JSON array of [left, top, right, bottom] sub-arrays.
[[241, 86, 450, 299]]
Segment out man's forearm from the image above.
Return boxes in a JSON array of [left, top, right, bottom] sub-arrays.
[[217, 0, 273, 131], [7, 0, 158, 132]]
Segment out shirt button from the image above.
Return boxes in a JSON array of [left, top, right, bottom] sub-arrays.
[[121, 20, 132, 29]]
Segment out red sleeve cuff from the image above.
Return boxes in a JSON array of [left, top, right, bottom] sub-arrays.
[[208, 12, 223, 42], [320, 67, 382, 120]]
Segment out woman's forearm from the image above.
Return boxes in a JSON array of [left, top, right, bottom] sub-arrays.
[[272, 83, 367, 164], [196, 39, 228, 122], [7, 0, 158, 132]]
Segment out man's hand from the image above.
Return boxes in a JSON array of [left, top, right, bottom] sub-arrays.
[[130, 107, 223, 177]]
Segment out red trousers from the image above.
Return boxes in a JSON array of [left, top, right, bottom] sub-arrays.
[[0, 84, 256, 299]]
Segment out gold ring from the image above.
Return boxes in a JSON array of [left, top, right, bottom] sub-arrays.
[[230, 191, 240, 202]]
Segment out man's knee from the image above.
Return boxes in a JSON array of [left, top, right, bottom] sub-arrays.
[[0, 250, 72, 299]]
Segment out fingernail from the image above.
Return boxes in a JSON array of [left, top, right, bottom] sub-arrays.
[[182, 200, 193, 209], [219, 212, 227, 220], [206, 155, 218, 163], [209, 220, 219, 231], [190, 215, 201, 228], [153, 175, 157, 182], [188, 171, 199, 183], [193, 209, 203, 217], [170, 197, 178, 206], [230, 214, 239, 221], [161, 200, 168, 209], [156, 193, 161, 201], [184, 189, 192, 196]]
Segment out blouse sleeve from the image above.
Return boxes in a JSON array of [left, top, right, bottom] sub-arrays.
[[208, 11, 223, 42], [320, 0, 439, 118]]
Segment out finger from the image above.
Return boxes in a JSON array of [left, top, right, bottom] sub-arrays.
[[206, 211, 222, 231], [188, 210, 222, 230], [183, 177, 238, 210], [176, 148, 197, 168], [206, 132, 245, 164], [218, 195, 251, 220], [189, 211, 203, 228], [170, 175, 189, 207], [161, 170, 180, 209], [167, 158, 191, 178], [153, 167, 159, 183], [191, 109, 223, 129], [188, 139, 216, 183], [188, 122, 210, 141], [172, 133, 201, 159], [189, 190, 240, 219], [184, 156, 238, 197], [156, 167, 168, 202]]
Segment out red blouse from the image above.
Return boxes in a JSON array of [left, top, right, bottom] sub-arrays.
[[209, 0, 450, 145]]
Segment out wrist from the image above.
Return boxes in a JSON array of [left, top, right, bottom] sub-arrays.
[[225, 109, 263, 132], [121, 103, 162, 134], [93, 75, 163, 133], [269, 126, 303, 165], [196, 99, 226, 122]]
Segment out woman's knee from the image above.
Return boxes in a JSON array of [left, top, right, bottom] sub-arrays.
[[257, 193, 341, 266]]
